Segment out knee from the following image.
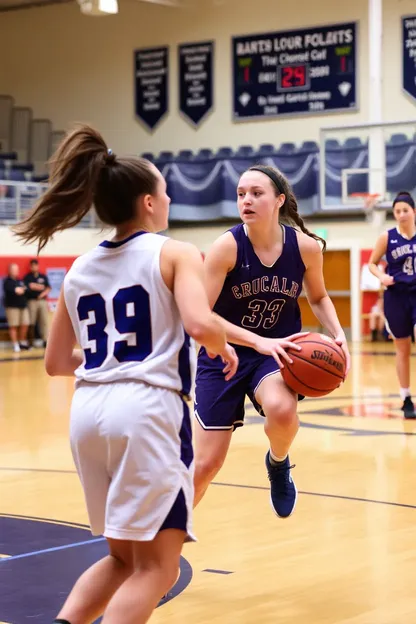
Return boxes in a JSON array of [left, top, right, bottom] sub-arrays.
[[161, 562, 181, 593], [110, 552, 134, 575], [194, 452, 226, 484], [395, 338, 411, 356], [263, 398, 298, 431]]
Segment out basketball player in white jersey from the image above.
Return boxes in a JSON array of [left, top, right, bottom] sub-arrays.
[[14, 125, 238, 624]]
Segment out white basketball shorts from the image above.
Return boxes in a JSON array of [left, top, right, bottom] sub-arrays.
[[70, 380, 196, 542]]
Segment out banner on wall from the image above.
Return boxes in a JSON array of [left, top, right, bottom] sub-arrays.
[[402, 15, 416, 102], [178, 41, 214, 127], [134, 46, 169, 131], [46, 268, 67, 311], [232, 21, 357, 120]]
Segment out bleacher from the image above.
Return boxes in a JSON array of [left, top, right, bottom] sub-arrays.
[[1, 89, 416, 224], [143, 133, 416, 221]]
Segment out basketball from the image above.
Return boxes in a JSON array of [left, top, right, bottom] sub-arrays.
[[281, 333, 346, 398]]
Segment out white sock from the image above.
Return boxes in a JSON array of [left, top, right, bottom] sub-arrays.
[[270, 450, 287, 464], [400, 388, 411, 401]]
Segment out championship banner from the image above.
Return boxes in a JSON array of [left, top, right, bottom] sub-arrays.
[[402, 16, 416, 103], [134, 46, 169, 131], [179, 41, 214, 127], [232, 22, 357, 120]]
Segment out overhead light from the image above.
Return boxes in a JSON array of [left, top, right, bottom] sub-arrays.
[[78, 0, 118, 15]]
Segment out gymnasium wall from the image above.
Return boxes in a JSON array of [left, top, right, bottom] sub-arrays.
[[0, 216, 394, 256], [0, 0, 414, 158]]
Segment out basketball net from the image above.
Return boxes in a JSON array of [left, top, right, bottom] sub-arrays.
[[352, 193, 386, 232]]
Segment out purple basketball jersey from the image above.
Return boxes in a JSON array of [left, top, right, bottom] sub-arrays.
[[213, 224, 305, 340], [386, 227, 416, 288]]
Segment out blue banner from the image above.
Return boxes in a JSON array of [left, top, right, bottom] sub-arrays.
[[233, 22, 357, 119], [134, 47, 169, 131], [179, 41, 214, 126], [402, 16, 416, 103]]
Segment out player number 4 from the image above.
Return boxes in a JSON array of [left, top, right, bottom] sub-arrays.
[[402, 256, 416, 276]]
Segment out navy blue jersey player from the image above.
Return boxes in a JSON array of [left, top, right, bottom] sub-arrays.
[[194, 165, 350, 518], [369, 191, 416, 418]]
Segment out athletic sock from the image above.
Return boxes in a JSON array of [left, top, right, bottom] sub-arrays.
[[400, 388, 411, 401], [270, 450, 288, 465]]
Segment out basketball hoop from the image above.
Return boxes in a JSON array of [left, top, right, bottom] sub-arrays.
[[350, 192, 381, 212], [350, 192, 385, 229]]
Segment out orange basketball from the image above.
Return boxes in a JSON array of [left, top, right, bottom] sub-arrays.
[[281, 332, 346, 398]]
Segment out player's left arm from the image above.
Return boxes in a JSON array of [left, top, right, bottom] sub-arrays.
[[299, 233, 351, 375], [45, 288, 83, 376]]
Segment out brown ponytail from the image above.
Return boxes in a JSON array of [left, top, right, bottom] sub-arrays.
[[13, 124, 158, 252], [248, 164, 326, 251]]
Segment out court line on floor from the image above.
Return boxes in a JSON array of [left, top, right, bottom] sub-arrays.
[[302, 392, 400, 402], [0, 466, 414, 511], [211, 481, 416, 510], [0, 355, 44, 363], [0, 512, 89, 529], [0, 537, 105, 563], [0, 467, 77, 474], [353, 351, 416, 357]]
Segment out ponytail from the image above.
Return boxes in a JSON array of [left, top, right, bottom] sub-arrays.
[[248, 165, 326, 251], [13, 124, 158, 252], [280, 190, 326, 251]]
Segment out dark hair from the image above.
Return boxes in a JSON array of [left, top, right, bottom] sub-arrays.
[[392, 190, 415, 210], [13, 124, 158, 252], [246, 165, 326, 251], [30, 259, 38, 265]]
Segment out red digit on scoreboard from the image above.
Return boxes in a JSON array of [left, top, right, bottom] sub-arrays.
[[282, 67, 293, 88], [294, 65, 305, 86]]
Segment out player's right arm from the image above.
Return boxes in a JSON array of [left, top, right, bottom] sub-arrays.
[[160, 239, 238, 380], [369, 231, 394, 286]]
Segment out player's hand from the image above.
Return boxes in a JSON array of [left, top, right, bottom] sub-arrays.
[[207, 343, 239, 381], [253, 332, 310, 369], [380, 274, 394, 287], [333, 330, 350, 378]]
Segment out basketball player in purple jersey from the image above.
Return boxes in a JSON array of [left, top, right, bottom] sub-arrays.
[[194, 165, 350, 518], [369, 191, 416, 418]]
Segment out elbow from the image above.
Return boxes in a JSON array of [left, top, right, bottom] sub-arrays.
[[308, 292, 329, 307], [185, 318, 217, 344], [45, 364, 58, 377], [186, 323, 209, 344], [45, 356, 59, 377]]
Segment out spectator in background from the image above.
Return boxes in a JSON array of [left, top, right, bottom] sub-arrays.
[[3, 263, 30, 353], [24, 259, 51, 347], [369, 292, 386, 342]]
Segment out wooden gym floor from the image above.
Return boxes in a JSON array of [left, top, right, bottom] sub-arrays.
[[1, 342, 416, 623]]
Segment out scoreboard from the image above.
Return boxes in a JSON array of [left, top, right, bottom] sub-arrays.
[[233, 22, 357, 120]]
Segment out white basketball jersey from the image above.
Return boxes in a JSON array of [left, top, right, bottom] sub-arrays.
[[64, 231, 194, 395]]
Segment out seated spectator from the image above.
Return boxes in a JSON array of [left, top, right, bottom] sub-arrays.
[[24, 259, 51, 347], [3, 263, 30, 352], [369, 293, 386, 342]]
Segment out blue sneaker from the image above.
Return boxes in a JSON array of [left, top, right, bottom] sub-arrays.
[[265, 452, 297, 518]]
